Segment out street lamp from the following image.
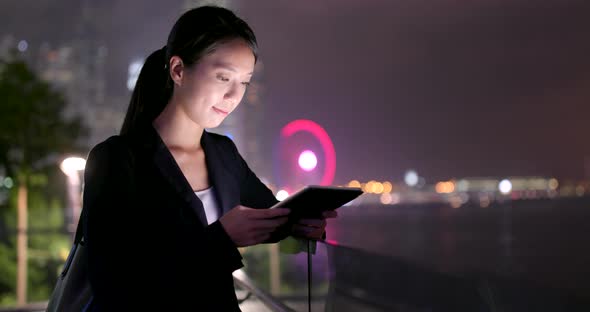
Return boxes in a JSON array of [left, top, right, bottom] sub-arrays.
[[60, 157, 86, 236]]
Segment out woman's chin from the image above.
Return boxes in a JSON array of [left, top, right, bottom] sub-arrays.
[[203, 119, 225, 129]]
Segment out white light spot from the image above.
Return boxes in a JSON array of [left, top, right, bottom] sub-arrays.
[[17, 40, 28, 52], [499, 179, 512, 195], [298, 150, 317, 172], [276, 190, 289, 201], [404, 170, 418, 187]]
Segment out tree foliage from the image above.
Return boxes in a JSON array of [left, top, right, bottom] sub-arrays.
[[0, 58, 88, 179], [0, 56, 89, 304]]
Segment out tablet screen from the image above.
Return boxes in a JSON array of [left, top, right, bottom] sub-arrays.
[[271, 185, 363, 219]]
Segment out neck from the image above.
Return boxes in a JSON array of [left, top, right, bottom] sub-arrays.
[[152, 100, 204, 151]]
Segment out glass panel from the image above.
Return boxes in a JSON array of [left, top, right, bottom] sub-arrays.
[[309, 199, 590, 311], [240, 237, 312, 311]]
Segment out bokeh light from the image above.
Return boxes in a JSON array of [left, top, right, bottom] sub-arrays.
[[298, 150, 317, 172], [405, 170, 418, 187], [348, 180, 361, 188], [499, 179, 513, 195], [276, 189, 289, 201]]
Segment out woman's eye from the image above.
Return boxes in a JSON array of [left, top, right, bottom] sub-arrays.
[[217, 75, 229, 82], [242, 81, 251, 87]]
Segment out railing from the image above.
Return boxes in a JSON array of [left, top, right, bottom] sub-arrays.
[[0, 303, 46, 312], [2, 197, 590, 311], [233, 269, 295, 312], [241, 196, 590, 311]]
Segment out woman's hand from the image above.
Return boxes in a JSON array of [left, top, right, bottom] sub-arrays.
[[220, 206, 290, 247], [291, 210, 338, 240]]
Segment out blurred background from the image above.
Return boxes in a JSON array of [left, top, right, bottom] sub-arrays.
[[0, 0, 589, 311]]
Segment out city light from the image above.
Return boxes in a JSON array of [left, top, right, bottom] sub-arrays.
[[499, 179, 513, 195], [276, 189, 289, 201], [298, 150, 317, 172], [383, 181, 393, 193], [348, 180, 361, 188], [548, 178, 559, 190], [17, 40, 28, 52], [364, 180, 376, 193], [435, 181, 455, 194], [317, 176, 584, 206], [380, 192, 393, 204], [404, 170, 418, 187], [373, 182, 384, 194]]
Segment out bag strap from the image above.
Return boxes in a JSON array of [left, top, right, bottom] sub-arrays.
[[74, 208, 86, 245]]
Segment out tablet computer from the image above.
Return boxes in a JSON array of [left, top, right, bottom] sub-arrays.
[[271, 185, 363, 219]]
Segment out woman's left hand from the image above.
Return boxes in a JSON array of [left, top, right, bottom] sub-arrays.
[[291, 210, 338, 240]]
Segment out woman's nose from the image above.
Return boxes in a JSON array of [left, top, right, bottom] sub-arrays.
[[224, 82, 243, 105]]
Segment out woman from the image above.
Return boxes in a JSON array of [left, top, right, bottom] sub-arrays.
[[83, 6, 335, 311]]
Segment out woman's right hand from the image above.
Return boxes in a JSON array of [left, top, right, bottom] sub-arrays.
[[219, 206, 290, 247]]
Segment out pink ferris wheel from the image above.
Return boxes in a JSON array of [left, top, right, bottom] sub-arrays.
[[276, 119, 336, 187]]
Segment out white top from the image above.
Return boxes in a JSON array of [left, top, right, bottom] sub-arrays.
[[194, 187, 220, 225]]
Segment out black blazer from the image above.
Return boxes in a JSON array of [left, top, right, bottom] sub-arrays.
[[82, 125, 280, 311]]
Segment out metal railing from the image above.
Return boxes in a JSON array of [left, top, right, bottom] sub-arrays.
[[233, 269, 296, 312], [0, 302, 47, 312], [0, 270, 294, 312]]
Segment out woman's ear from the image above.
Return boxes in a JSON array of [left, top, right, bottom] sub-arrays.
[[169, 56, 184, 86]]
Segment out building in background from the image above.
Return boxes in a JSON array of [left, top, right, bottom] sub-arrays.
[[1, 1, 124, 149]]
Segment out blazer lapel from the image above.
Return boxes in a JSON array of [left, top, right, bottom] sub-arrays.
[[142, 126, 240, 226], [148, 126, 209, 226], [201, 131, 240, 216]]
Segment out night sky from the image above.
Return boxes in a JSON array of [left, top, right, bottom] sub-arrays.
[[2, 0, 589, 184]]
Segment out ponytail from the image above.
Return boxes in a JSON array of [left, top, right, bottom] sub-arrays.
[[120, 46, 172, 136]]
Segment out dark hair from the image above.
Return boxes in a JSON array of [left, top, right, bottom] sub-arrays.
[[120, 6, 258, 136]]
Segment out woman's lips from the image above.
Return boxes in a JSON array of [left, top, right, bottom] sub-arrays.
[[213, 107, 229, 115]]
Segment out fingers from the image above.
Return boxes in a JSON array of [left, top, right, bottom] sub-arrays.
[[223, 206, 292, 247], [244, 217, 288, 246], [255, 217, 289, 230]]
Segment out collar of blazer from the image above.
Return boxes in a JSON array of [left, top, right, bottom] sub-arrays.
[[129, 125, 239, 227]]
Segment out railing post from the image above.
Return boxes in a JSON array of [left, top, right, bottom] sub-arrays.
[[269, 243, 281, 295]]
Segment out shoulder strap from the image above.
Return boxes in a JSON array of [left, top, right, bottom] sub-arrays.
[[74, 208, 85, 244]]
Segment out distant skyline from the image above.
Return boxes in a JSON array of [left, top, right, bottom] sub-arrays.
[[2, 0, 589, 184]]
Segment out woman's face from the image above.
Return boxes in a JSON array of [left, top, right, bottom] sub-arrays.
[[172, 38, 255, 129]]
